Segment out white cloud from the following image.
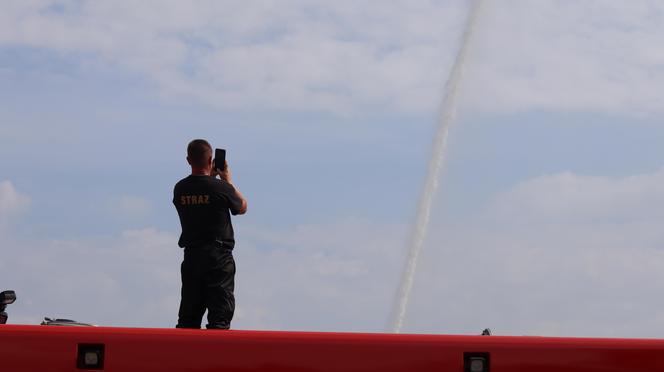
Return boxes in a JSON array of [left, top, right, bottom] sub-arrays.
[[0, 180, 30, 227], [407, 166, 664, 337], [106, 195, 152, 220], [489, 168, 664, 222], [463, 0, 664, 115], [2, 1, 663, 116], [1, 218, 408, 331], [4, 168, 664, 337], [3, 228, 181, 327], [0, 0, 465, 114], [233, 218, 407, 331]]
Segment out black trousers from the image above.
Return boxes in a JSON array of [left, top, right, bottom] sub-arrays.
[[176, 242, 235, 329]]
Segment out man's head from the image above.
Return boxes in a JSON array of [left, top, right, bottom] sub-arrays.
[[187, 139, 213, 172]]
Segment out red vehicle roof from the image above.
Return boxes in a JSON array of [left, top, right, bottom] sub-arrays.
[[2, 325, 664, 371]]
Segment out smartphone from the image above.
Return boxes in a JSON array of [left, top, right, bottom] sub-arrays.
[[214, 148, 226, 171]]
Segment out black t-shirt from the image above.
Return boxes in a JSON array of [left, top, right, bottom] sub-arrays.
[[173, 175, 244, 249]]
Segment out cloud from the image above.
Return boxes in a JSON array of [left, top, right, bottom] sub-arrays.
[[2, 217, 408, 331], [407, 166, 664, 337], [5, 168, 664, 337], [0, 180, 30, 227], [106, 195, 152, 220], [2, 1, 663, 116], [411, 221, 664, 338], [0, 0, 464, 114], [3, 228, 181, 327], [489, 168, 664, 223], [463, 0, 664, 116], [233, 218, 407, 331]]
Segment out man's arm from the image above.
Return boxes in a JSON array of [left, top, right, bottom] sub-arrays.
[[213, 162, 248, 215], [229, 183, 248, 215]]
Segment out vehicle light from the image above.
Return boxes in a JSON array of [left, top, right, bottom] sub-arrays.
[[85, 351, 99, 365], [77, 344, 105, 370], [464, 352, 490, 372]]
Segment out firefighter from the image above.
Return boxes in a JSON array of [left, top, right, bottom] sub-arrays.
[[173, 139, 247, 329]]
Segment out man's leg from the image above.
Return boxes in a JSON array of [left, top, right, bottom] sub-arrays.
[[205, 248, 235, 329], [176, 254, 206, 328]]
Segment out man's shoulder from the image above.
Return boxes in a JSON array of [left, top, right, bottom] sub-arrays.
[[213, 178, 235, 192], [199, 177, 234, 196], [175, 175, 225, 191], [174, 175, 208, 191], [174, 175, 193, 189]]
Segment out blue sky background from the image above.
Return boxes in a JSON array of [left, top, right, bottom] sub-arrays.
[[2, 0, 664, 337]]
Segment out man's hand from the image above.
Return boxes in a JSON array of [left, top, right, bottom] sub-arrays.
[[216, 161, 232, 183], [217, 161, 233, 183]]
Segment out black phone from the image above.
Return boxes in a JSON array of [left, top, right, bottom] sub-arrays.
[[214, 148, 226, 171]]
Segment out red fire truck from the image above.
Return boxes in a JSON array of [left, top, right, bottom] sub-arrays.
[[2, 290, 664, 371]]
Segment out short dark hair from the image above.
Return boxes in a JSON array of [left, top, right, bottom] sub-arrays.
[[187, 139, 212, 168]]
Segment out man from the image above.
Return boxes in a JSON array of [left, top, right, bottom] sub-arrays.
[[173, 139, 247, 329]]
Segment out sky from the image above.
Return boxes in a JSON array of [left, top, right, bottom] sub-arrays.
[[2, 0, 664, 338]]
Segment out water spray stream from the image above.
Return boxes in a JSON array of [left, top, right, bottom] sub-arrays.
[[392, 0, 486, 333]]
